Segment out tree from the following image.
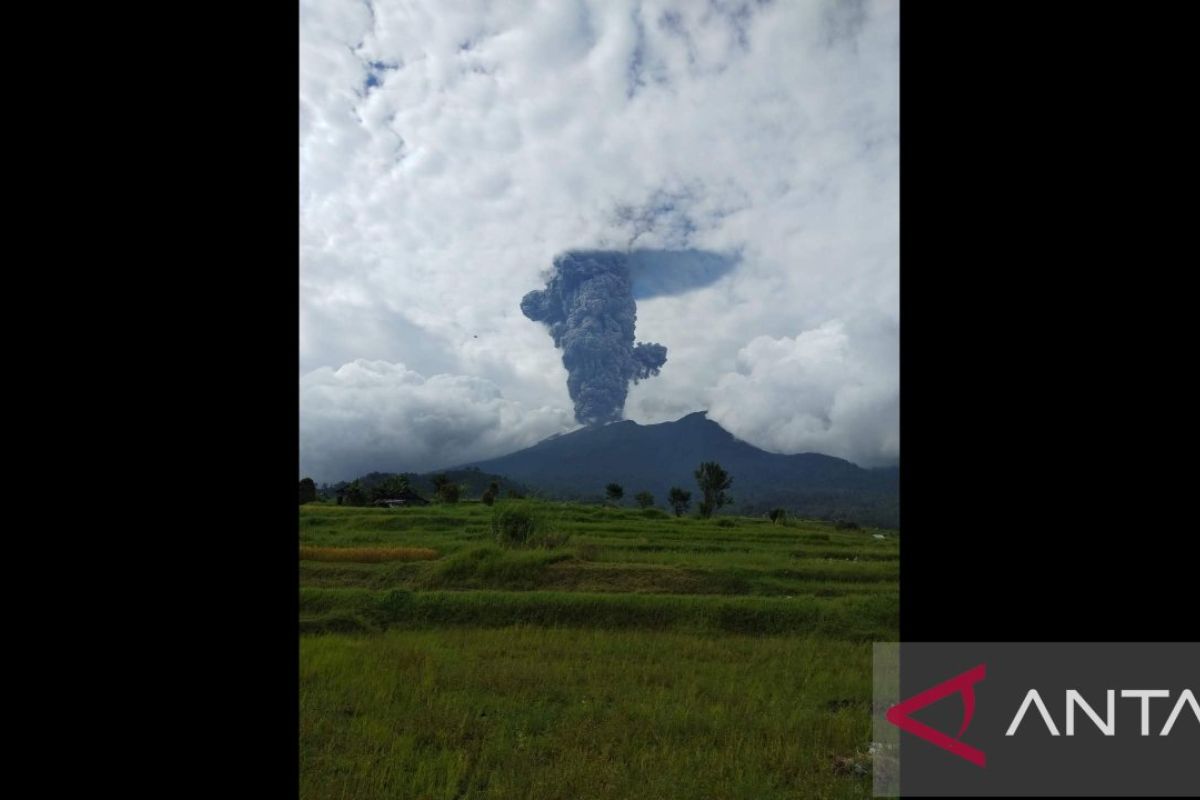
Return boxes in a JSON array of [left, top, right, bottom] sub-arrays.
[[605, 483, 624, 504], [768, 508, 787, 525], [668, 487, 691, 517], [481, 481, 500, 506], [429, 474, 460, 506], [370, 474, 410, 503], [694, 461, 733, 518], [343, 480, 367, 507], [430, 474, 459, 504], [634, 491, 654, 509], [299, 477, 317, 505]]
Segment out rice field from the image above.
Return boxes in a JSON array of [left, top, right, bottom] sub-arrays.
[[300, 499, 899, 799]]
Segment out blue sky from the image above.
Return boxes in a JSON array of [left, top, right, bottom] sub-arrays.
[[300, 0, 898, 482]]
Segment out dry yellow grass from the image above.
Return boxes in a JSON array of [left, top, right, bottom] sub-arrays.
[[299, 546, 439, 563]]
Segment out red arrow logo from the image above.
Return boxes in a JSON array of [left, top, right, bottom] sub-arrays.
[[886, 663, 986, 767]]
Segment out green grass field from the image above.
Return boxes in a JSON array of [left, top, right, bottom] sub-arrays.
[[300, 500, 898, 799]]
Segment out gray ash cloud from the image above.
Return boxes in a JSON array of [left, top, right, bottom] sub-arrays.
[[521, 250, 668, 426]]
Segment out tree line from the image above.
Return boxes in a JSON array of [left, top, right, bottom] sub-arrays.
[[602, 460, 733, 519], [300, 460, 739, 520], [299, 473, 524, 507]]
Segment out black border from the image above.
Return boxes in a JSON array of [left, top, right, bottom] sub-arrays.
[[156, 1, 1192, 794], [899, 4, 1192, 644]]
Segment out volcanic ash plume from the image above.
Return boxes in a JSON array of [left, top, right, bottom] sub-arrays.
[[521, 250, 668, 426]]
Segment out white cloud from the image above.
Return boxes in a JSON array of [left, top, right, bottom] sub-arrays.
[[300, 360, 575, 482], [707, 315, 899, 467], [301, 0, 898, 478]]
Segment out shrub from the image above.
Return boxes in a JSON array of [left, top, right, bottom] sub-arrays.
[[492, 503, 538, 546], [834, 519, 861, 531], [634, 491, 654, 509], [491, 502, 571, 549], [640, 508, 669, 520], [716, 518, 737, 528], [768, 508, 787, 524]]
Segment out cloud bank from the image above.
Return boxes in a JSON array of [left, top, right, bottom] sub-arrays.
[[300, 0, 898, 482], [300, 360, 574, 481], [707, 316, 899, 467]]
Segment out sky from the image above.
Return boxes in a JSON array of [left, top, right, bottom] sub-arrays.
[[300, 0, 898, 484]]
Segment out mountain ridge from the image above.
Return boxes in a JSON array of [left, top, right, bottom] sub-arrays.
[[457, 411, 899, 528]]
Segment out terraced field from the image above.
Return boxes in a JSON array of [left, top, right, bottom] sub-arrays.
[[300, 500, 898, 799]]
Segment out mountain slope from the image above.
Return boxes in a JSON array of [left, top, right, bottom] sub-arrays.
[[460, 412, 899, 528]]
